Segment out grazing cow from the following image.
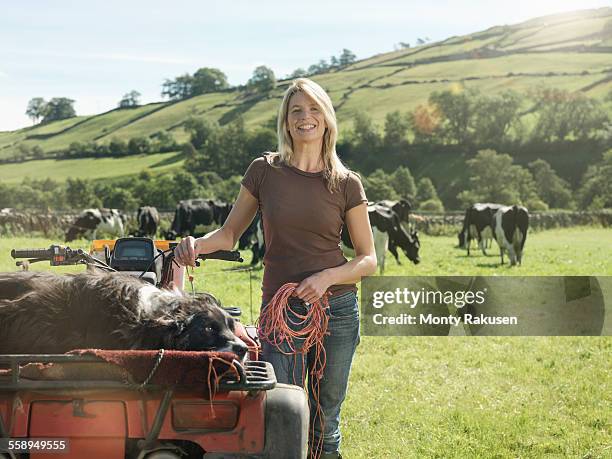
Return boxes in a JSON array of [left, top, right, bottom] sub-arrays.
[[133, 206, 160, 238], [65, 208, 127, 242], [376, 198, 412, 222], [341, 205, 420, 273], [493, 205, 529, 266], [458, 203, 503, 256], [238, 213, 265, 265], [0, 271, 248, 357], [165, 199, 230, 239]]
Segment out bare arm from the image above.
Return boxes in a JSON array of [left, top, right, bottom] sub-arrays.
[[174, 185, 258, 266], [294, 203, 377, 303]]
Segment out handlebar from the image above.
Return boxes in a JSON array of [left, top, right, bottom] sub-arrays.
[[11, 245, 92, 268], [198, 250, 243, 263], [11, 248, 55, 259]]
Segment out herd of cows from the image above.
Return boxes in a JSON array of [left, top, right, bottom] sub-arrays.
[[63, 199, 530, 269]]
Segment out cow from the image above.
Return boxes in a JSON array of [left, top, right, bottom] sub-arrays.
[[238, 213, 265, 265], [376, 198, 412, 222], [341, 205, 420, 273], [133, 206, 160, 238], [165, 199, 231, 240], [65, 208, 127, 242], [0, 270, 248, 357], [458, 203, 503, 256], [493, 205, 529, 266]]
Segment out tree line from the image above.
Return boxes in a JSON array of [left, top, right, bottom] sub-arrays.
[[1, 148, 610, 212], [25, 49, 359, 125]]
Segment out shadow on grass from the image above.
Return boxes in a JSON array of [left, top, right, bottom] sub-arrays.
[[150, 152, 184, 168], [475, 262, 507, 268]]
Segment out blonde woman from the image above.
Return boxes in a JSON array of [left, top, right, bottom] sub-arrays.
[[176, 78, 376, 458]]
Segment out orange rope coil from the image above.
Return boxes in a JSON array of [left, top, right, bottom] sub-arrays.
[[257, 282, 331, 459]]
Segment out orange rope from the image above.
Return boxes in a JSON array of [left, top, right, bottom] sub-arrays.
[[257, 282, 331, 459]]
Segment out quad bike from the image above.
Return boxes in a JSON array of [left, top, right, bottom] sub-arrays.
[[0, 238, 308, 459]]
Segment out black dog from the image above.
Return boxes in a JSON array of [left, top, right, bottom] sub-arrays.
[[0, 271, 247, 357]]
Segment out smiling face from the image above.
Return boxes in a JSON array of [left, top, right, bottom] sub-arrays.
[[286, 91, 327, 145]]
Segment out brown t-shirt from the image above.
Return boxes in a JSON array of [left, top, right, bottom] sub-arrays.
[[241, 154, 368, 303]]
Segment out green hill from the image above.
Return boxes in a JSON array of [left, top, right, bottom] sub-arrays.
[[1, 7, 611, 178]]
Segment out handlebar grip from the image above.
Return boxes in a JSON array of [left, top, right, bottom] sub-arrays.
[[198, 250, 243, 262], [11, 248, 54, 259]]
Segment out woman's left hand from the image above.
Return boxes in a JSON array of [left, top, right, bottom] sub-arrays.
[[294, 271, 332, 304]]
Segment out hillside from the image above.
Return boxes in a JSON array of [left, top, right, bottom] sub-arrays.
[[1, 7, 611, 178]]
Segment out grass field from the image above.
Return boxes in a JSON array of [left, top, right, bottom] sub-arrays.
[[0, 151, 184, 184], [0, 227, 610, 457]]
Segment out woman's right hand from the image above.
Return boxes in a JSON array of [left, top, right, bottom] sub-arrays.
[[174, 236, 198, 267]]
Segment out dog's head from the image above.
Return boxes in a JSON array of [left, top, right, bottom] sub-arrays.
[[159, 296, 248, 360]]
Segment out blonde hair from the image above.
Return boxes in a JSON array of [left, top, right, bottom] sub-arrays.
[[276, 78, 349, 191]]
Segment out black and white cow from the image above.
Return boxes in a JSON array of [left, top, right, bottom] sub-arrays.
[[165, 199, 231, 240], [493, 205, 529, 266], [458, 203, 503, 256], [341, 205, 420, 273], [376, 198, 412, 222], [65, 208, 127, 242], [134, 206, 160, 238]]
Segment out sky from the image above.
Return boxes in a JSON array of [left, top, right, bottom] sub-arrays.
[[1, 0, 610, 131]]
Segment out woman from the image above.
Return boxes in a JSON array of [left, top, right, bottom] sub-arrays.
[[175, 78, 377, 459]]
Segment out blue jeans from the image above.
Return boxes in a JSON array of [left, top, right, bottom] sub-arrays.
[[261, 290, 360, 454]]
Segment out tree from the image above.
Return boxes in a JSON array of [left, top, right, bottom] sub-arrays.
[[410, 103, 443, 143], [528, 159, 573, 209], [578, 150, 612, 209], [290, 68, 307, 78], [308, 60, 329, 75], [109, 138, 128, 156], [471, 91, 523, 146], [457, 149, 540, 207], [383, 111, 410, 148], [127, 136, 151, 155], [363, 170, 399, 201], [151, 130, 177, 151], [531, 88, 609, 142], [429, 89, 477, 145], [416, 177, 439, 203], [184, 117, 217, 149], [192, 67, 229, 94], [26, 97, 46, 124], [338, 49, 356, 66], [95, 184, 138, 210], [65, 178, 101, 208], [118, 90, 141, 108], [351, 112, 381, 151], [190, 117, 253, 178], [247, 66, 276, 93], [42, 98, 76, 123], [161, 74, 194, 100], [390, 166, 416, 198], [248, 128, 277, 154]]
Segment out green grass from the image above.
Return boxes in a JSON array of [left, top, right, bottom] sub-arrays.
[[0, 151, 184, 184], [1, 227, 610, 457]]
